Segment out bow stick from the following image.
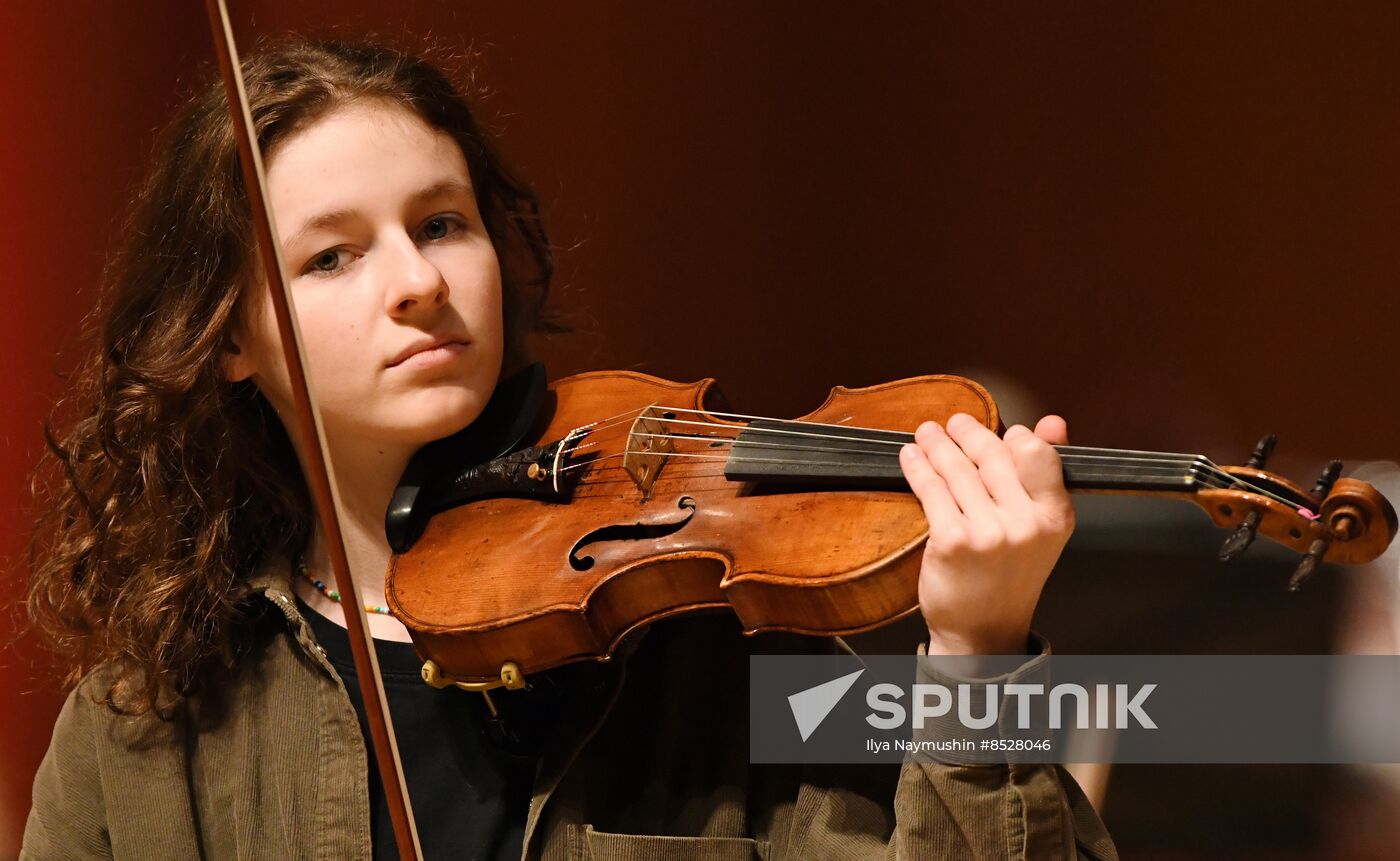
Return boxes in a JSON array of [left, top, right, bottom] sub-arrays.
[[201, 2, 424, 858]]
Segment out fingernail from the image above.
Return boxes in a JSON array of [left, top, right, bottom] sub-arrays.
[[946, 413, 969, 429]]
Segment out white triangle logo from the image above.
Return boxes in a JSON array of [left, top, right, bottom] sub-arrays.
[[788, 669, 865, 742]]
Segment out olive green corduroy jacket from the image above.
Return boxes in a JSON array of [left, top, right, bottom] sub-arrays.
[[23, 559, 1117, 860]]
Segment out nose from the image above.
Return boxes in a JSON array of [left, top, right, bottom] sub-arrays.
[[382, 233, 448, 316]]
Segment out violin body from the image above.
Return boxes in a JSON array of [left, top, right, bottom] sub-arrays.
[[388, 370, 1001, 686]]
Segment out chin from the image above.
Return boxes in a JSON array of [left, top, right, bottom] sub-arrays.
[[394, 387, 493, 444]]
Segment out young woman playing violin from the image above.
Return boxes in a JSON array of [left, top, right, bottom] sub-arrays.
[[23, 38, 1116, 860]]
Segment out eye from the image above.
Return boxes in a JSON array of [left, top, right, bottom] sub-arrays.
[[304, 248, 351, 277], [417, 215, 466, 242]]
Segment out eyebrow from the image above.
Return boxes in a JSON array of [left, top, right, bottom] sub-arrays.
[[281, 179, 475, 249]]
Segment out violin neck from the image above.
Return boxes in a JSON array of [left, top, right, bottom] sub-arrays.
[[723, 420, 1206, 497], [1056, 446, 1204, 495]]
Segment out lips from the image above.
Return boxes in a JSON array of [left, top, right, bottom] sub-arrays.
[[386, 335, 470, 368]]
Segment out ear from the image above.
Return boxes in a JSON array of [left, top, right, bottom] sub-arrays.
[[222, 328, 256, 383]]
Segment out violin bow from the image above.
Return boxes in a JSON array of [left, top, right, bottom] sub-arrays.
[[201, 2, 424, 858]]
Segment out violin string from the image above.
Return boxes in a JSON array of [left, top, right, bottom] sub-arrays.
[[558, 449, 1211, 475], [562, 430, 1212, 471], [562, 463, 1244, 497], [624, 431, 1236, 474], [633, 449, 1211, 476], [579, 413, 1223, 469], [705, 431, 1304, 511], [591, 445, 1299, 511], [555, 411, 1208, 464], [559, 443, 1202, 481], [556, 414, 920, 458], [658, 454, 1227, 488], [547, 405, 661, 454], [553, 409, 1308, 512], [557, 433, 1264, 492], [595, 433, 1219, 475], [574, 403, 1250, 475], [557, 450, 1266, 499], [650, 406, 1215, 462], [623, 426, 1240, 489], [613, 415, 920, 449]]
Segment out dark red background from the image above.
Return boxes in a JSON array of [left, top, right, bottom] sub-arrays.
[[2, 3, 1395, 857]]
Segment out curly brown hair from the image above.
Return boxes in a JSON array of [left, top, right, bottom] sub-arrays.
[[26, 38, 554, 717]]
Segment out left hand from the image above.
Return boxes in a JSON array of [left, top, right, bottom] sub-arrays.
[[899, 412, 1075, 656]]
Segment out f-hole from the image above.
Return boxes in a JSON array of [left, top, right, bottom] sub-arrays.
[[569, 496, 697, 571]]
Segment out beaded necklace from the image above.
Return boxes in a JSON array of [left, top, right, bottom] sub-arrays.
[[297, 557, 504, 717], [296, 556, 393, 615]]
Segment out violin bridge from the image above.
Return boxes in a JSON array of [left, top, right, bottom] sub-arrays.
[[623, 404, 674, 498]]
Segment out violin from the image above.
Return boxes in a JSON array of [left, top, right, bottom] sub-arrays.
[[384, 364, 1398, 692]]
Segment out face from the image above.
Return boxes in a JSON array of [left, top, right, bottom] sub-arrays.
[[227, 101, 504, 454]]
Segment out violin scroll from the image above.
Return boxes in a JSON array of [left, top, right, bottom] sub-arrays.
[[1205, 434, 1397, 587]]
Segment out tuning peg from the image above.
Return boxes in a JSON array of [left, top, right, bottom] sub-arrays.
[[1310, 460, 1343, 499], [1219, 510, 1262, 562], [1287, 537, 1329, 591], [1246, 434, 1277, 469], [1219, 435, 1277, 562]]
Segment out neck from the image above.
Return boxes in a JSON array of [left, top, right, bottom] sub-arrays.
[[292, 432, 416, 641]]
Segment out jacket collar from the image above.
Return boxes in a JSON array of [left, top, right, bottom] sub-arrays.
[[248, 552, 340, 676], [249, 550, 295, 595]]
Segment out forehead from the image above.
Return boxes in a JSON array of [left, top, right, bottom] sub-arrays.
[[265, 101, 471, 217]]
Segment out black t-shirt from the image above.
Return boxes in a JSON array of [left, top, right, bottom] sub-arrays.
[[299, 598, 548, 861]]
